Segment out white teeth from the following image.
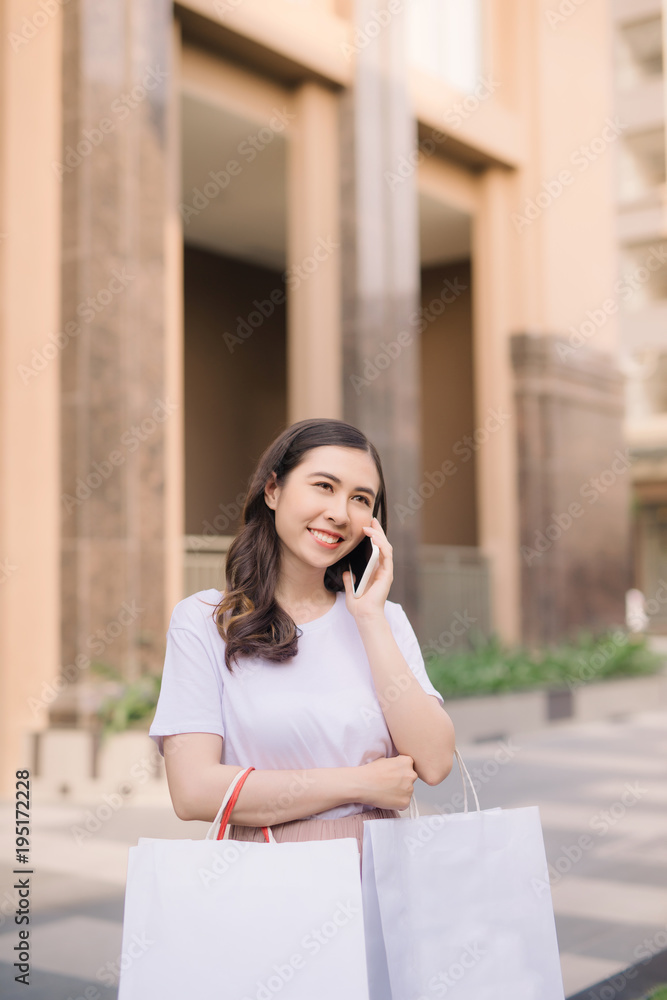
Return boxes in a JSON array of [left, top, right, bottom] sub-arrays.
[[309, 529, 340, 544]]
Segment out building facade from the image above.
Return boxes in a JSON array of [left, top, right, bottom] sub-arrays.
[[611, 0, 667, 628], [1, 0, 632, 795]]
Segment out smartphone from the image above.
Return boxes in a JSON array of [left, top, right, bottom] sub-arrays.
[[349, 541, 380, 598]]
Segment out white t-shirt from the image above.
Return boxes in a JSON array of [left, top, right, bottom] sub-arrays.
[[149, 588, 445, 820]]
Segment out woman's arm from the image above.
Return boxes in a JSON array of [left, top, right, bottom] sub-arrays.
[[163, 733, 418, 825], [356, 616, 456, 786]]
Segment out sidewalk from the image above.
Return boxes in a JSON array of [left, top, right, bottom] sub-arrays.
[[1, 709, 665, 999], [417, 708, 667, 996]]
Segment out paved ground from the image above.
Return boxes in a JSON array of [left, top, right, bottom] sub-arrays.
[[0, 709, 665, 999]]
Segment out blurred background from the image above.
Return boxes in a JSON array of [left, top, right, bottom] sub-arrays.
[[1, 1, 667, 997]]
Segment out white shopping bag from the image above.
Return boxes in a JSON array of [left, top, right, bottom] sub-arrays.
[[362, 748, 566, 1000], [117, 767, 370, 1000]]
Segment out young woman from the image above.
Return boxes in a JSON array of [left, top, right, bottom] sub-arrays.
[[149, 418, 456, 867]]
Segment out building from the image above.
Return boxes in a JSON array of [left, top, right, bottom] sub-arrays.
[[611, 0, 667, 629], [0, 0, 630, 796]]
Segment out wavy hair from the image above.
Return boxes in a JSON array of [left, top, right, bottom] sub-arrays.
[[203, 418, 387, 672]]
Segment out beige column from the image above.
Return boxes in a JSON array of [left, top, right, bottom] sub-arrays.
[[286, 81, 342, 422], [472, 167, 522, 644], [502, 0, 627, 642], [164, 18, 186, 618], [56, 0, 174, 723], [0, 4, 62, 794]]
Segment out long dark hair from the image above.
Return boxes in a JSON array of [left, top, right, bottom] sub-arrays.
[[205, 418, 387, 672]]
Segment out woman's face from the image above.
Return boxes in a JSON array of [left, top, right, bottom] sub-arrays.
[[264, 445, 381, 576]]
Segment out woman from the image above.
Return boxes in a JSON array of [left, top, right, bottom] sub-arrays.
[[149, 418, 456, 869]]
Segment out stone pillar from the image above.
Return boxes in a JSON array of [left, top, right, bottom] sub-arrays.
[[0, 2, 62, 795], [57, 0, 175, 722], [286, 81, 342, 422], [511, 334, 631, 645], [340, 0, 422, 625]]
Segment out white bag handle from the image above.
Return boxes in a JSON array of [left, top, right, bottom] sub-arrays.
[[406, 745, 481, 819], [205, 767, 277, 843]]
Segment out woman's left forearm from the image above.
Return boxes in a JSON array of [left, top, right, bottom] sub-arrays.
[[357, 614, 456, 785]]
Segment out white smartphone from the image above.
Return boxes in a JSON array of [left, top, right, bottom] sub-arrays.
[[349, 541, 380, 598]]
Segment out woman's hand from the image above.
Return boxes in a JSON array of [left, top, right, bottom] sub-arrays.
[[357, 754, 418, 811], [342, 515, 393, 621]]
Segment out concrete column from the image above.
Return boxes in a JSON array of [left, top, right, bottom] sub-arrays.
[[472, 167, 522, 643], [340, 0, 421, 624], [286, 81, 342, 422], [491, 0, 626, 643], [0, 3, 62, 794], [57, 0, 175, 723], [511, 335, 630, 643]]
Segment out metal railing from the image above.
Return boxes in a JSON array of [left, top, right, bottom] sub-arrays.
[[183, 534, 234, 598], [418, 544, 492, 653]]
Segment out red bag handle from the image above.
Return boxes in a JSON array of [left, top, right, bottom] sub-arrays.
[[216, 766, 271, 843]]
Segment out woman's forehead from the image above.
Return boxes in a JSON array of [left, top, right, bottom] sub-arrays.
[[298, 446, 379, 482]]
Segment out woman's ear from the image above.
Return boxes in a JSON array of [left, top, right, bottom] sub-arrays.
[[264, 471, 279, 510]]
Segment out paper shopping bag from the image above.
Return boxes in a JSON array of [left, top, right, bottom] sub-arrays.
[[117, 767, 370, 1000], [361, 748, 565, 1000]]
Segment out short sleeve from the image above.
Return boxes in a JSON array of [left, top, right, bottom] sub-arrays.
[[148, 621, 225, 757], [387, 602, 445, 706]]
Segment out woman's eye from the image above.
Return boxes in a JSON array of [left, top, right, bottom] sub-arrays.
[[315, 483, 370, 506]]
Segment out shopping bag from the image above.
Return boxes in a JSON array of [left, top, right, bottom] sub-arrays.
[[362, 748, 566, 1000], [117, 767, 370, 999]]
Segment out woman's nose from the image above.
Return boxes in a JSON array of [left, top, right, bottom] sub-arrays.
[[325, 501, 349, 528]]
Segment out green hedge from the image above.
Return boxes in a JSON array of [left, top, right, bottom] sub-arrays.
[[423, 629, 664, 699], [89, 661, 161, 740]]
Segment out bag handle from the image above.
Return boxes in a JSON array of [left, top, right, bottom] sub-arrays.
[[406, 745, 481, 819], [205, 767, 277, 843]]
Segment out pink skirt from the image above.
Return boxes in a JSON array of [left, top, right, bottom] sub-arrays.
[[227, 807, 400, 877]]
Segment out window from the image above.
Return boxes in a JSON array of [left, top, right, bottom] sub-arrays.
[[407, 0, 483, 93]]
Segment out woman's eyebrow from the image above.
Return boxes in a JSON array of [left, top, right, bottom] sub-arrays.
[[306, 471, 376, 499]]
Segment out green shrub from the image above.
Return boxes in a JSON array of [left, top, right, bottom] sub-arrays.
[[643, 987, 667, 1000], [424, 629, 663, 699], [89, 661, 161, 740]]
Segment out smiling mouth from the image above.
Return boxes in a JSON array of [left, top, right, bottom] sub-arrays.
[[307, 527, 343, 546]]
